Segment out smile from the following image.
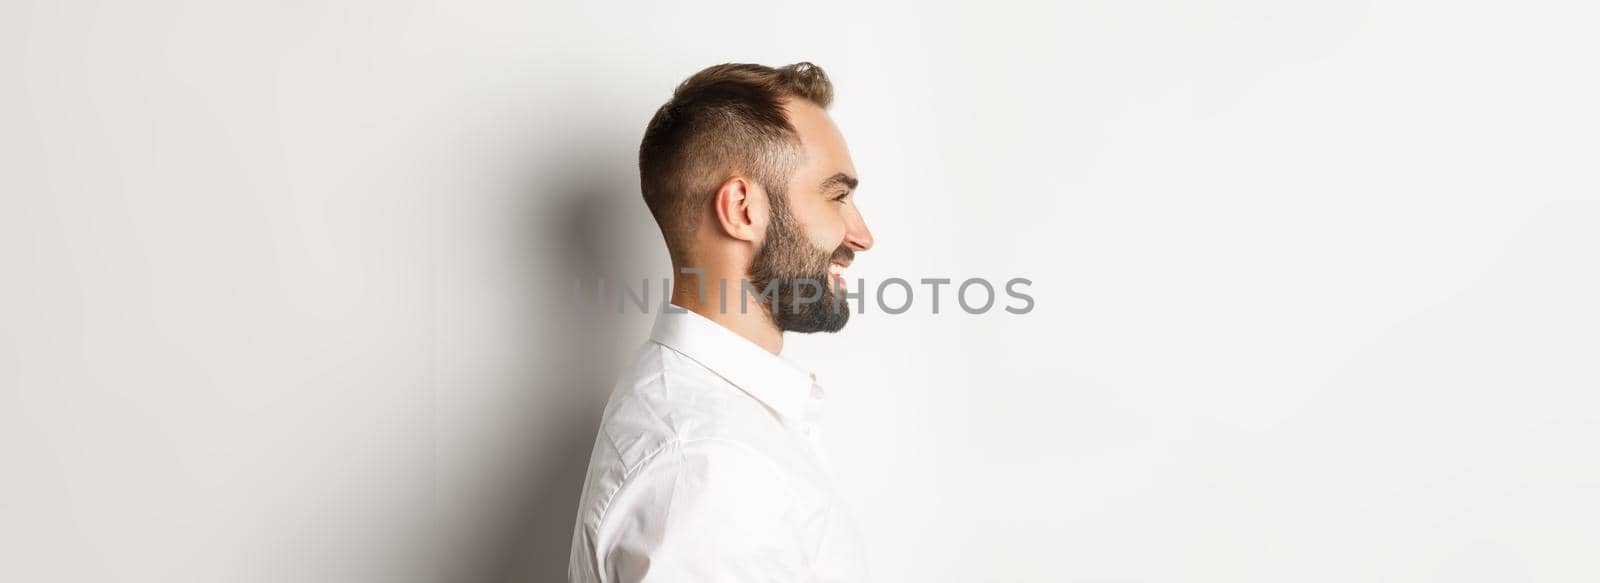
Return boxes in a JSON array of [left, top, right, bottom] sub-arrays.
[[828, 261, 850, 291]]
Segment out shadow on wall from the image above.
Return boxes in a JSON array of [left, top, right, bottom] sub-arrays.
[[433, 134, 656, 583]]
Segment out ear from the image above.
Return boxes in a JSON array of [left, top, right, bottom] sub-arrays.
[[712, 176, 765, 243]]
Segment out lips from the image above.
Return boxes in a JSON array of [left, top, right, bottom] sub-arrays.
[[828, 246, 854, 292], [828, 261, 848, 291]]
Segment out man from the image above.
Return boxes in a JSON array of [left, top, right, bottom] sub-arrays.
[[567, 62, 876, 582]]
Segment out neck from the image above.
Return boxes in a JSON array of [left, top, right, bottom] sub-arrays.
[[669, 268, 783, 354]]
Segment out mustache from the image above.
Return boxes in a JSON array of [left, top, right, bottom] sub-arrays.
[[830, 245, 855, 266]]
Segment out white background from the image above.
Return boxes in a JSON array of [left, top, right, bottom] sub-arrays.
[[3, 1, 1597, 581]]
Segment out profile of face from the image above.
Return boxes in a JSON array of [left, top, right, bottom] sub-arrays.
[[748, 100, 876, 333]]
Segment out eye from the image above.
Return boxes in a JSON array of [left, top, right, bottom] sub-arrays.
[[832, 191, 851, 203]]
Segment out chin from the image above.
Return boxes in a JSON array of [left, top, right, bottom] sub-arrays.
[[778, 299, 851, 334]]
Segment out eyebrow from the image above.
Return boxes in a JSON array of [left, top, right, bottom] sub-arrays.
[[821, 172, 859, 192]]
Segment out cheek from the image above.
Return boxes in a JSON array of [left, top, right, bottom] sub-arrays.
[[808, 215, 847, 250], [795, 200, 848, 249]]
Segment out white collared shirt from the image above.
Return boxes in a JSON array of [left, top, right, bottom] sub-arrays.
[[567, 309, 869, 583]]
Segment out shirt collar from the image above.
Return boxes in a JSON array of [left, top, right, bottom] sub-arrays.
[[649, 308, 818, 428]]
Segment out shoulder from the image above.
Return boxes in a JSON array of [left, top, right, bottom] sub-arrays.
[[588, 437, 809, 580], [594, 341, 789, 471], [574, 341, 800, 524]]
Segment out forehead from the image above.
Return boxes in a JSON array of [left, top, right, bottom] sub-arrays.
[[784, 99, 856, 181]]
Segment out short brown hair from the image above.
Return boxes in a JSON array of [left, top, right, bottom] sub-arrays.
[[638, 62, 834, 265]]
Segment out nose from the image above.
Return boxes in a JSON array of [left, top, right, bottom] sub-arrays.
[[844, 206, 874, 252]]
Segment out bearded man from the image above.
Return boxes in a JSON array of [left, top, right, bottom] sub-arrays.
[[568, 62, 877, 583]]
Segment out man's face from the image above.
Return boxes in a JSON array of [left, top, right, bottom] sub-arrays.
[[748, 100, 876, 333]]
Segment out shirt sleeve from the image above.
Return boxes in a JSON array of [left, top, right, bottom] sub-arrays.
[[594, 438, 811, 583]]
